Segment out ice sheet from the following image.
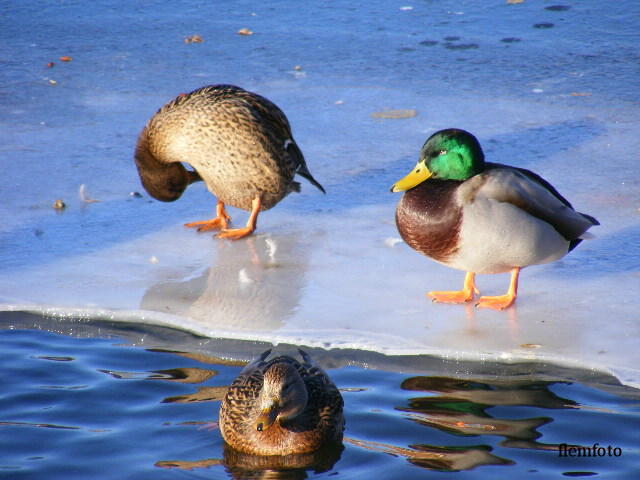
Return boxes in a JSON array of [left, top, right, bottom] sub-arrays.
[[1, 1, 639, 385]]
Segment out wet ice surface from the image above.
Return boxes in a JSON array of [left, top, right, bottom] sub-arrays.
[[1, 1, 639, 385]]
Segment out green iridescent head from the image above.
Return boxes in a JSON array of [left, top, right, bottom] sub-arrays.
[[391, 128, 485, 192]]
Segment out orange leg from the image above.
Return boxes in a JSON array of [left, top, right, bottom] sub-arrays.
[[476, 267, 520, 310], [428, 272, 479, 304], [184, 200, 231, 232], [217, 196, 261, 240]]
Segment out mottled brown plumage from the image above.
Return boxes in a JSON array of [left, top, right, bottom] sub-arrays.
[[134, 84, 324, 239], [219, 349, 344, 456]]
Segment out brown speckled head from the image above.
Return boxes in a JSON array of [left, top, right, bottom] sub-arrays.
[[254, 362, 308, 432]]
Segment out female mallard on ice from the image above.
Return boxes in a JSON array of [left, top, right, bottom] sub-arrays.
[[219, 349, 344, 456], [134, 84, 325, 240], [391, 128, 599, 310]]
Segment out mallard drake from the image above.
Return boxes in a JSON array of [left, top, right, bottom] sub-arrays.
[[134, 84, 325, 240], [391, 128, 599, 310], [219, 349, 344, 456]]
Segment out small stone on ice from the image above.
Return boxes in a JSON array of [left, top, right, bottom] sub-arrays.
[[184, 34, 203, 44], [370, 109, 417, 119]]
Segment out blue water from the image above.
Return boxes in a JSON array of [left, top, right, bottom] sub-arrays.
[[2, 318, 639, 479]]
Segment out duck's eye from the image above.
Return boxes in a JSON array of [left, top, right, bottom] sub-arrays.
[[438, 150, 447, 156]]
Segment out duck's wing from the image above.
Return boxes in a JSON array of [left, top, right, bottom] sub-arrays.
[[242, 92, 325, 194], [464, 164, 598, 242], [297, 350, 344, 432], [298, 349, 341, 393], [297, 349, 326, 379], [514, 166, 599, 226]]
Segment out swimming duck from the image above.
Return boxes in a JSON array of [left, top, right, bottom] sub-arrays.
[[134, 84, 325, 240], [219, 349, 344, 456], [391, 128, 599, 310]]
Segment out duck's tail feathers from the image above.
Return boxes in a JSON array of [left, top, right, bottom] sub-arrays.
[[568, 212, 599, 252], [569, 230, 599, 251], [240, 349, 272, 374], [258, 349, 273, 361], [298, 168, 327, 194], [287, 140, 326, 194], [298, 348, 311, 363], [568, 238, 583, 252], [580, 212, 600, 226]]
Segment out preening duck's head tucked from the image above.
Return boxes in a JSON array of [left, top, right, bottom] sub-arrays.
[[391, 128, 485, 192], [253, 362, 308, 432]]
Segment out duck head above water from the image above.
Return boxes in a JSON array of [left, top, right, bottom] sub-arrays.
[[254, 362, 309, 432]]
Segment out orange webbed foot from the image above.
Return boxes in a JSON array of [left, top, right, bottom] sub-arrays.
[[184, 216, 229, 232], [216, 226, 255, 240], [475, 267, 520, 310], [184, 200, 231, 232], [428, 289, 476, 304], [216, 196, 261, 241], [427, 272, 478, 304], [475, 293, 516, 310]]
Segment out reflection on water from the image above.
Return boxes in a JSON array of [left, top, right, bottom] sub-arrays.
[[158, 444, 343, 480], [100, 366, 217, 383], [397, 376, 578, 459], [220, 443, 343, 479], [339, 375, 590, 473], [141, 234, 311, 331], [344, 437, 511, 471]]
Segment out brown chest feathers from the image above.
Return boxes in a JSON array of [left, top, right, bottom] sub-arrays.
[[395, 180, 463, 263]]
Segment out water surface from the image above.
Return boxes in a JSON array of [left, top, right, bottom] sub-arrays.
[[2, 316, 638, 479]]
